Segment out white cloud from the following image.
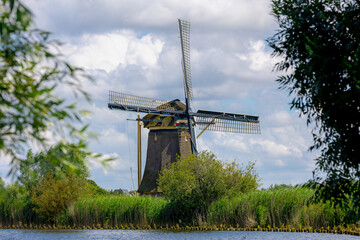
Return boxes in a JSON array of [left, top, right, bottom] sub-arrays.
[[62, 31, 164, 73], [236, 40, 275, 72], [25, 0, 274, 36], [250, 139, 292, 158], [88, 152, 129, 171], [267, 110, 293, 126], [211, 133, 248, 152]]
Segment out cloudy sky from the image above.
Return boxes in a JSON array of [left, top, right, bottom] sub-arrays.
[[2, 0, 319, 190]]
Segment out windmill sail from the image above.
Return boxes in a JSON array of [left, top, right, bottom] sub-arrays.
[[108, 90, 185, 115], [178, 19, 193, 100], [194, 110, 261, 134], [109, 90, 171, 109]]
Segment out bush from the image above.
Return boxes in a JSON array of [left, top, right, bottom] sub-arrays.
[[32, 174, 87, 222], [157, 151, 260, 223], [15, 142, 92, 222]]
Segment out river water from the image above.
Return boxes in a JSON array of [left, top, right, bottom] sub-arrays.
[[0, 229, 358, 240]]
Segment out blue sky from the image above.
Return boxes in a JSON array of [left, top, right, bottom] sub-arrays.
[[1, 0, 319, 190]]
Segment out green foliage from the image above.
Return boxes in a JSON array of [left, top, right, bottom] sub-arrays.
[[208, 187, 345, 228], [31, 174, 87, 222], [0, 182, 36, 225], [0, 168, 122, 226], [14, 142, 96, 222], [157, 151, 260, 222], [297, 202, 344, 229], [224, 161, 260, 197], [0, 0, 108, 173], [0, 183, 354, 228], [85, 179, 110, 196], [0, 177, 4, 193], [267, 184, 296, 190], [268, 0, 360, 216], [18, 142, 89, 190], [62, 195, 170, 226]]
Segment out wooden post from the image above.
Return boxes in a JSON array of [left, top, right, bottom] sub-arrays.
[[137, 115, 142, 189]]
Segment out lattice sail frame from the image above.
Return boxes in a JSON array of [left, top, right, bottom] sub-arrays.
[[195, 116, 261, 134], [178, 19, 193, 100], [109, 90, 175, 110]]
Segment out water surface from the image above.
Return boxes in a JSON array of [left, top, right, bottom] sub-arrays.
[[0, 229, 358, 240]]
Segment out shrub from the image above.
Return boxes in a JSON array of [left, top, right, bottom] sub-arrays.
[[32, 174, 87, 222], [157, 151, 260, 223]]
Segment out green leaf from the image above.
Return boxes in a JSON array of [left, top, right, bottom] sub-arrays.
[[9, 0, 15, 12]]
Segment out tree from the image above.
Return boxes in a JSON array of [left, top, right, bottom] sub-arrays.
[[18, 142, 89, 190], [31, 174, 86, 222], [268, 0, 360, 215], [17, 142, 91, 222], [157, 151, 260, 222], [0, 0, 97, 173]]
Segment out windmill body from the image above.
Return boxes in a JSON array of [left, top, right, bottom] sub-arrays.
[[108, 19, 261, 194], [138, 100, 192, 194]]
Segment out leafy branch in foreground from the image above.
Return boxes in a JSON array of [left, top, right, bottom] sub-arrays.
[[0, 0, 111, 172]]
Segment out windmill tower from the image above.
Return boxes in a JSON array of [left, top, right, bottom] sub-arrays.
[[108, 19, 261, 194]]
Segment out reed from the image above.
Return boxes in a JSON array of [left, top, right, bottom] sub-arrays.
[[60, 195, 171, 227], [0, 186, 352, 229], [207, 187, 346, 228], [0, 184, 39, 225]]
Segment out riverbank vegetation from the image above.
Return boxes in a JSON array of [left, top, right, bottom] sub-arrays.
[[0, 150, 359, 233], [58, 186, 349, 228], [0, 142, 118, 226], [1, 184, 360, 235]]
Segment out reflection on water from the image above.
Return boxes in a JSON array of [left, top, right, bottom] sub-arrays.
[[0, 229, 358, 240]]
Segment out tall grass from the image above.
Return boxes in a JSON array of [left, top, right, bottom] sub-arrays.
[[0, 187, 350, 228], [59, 195, 173, 227], [0, 184, 39, 226], [208, 187, 345, 228]]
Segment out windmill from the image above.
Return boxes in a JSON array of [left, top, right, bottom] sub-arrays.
[[108, 19, 261, 194]]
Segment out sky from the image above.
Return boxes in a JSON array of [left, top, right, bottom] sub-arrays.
[[1, 0, 319, 190]]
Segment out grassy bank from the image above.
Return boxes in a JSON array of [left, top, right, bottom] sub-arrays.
[[62, 195, 170, 226], [208, 187, 345, 228], [0, 186, 357, 230], [60, 187, 349, 228]]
